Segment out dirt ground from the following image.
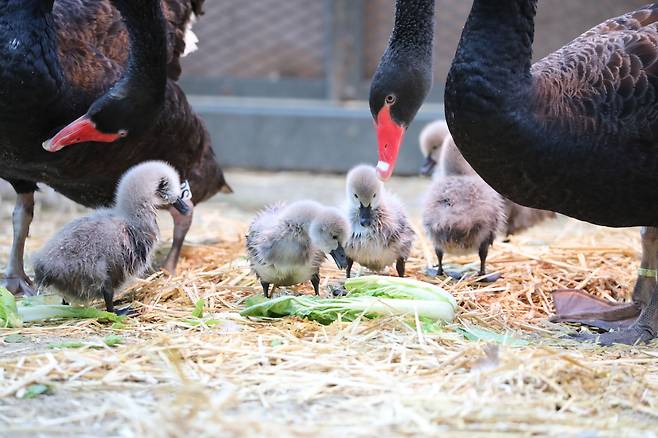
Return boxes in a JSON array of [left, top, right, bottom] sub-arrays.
[[1, 170, 657, 437]]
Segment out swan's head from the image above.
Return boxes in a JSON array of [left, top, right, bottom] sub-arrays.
[[346, 164, 382, 227], [369, 56, 432, 181], [115, 160, 190, 215], [309, 207, 349, 270], [42, 79, 164, 152]]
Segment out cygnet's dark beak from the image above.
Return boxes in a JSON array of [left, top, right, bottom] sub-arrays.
[[171, 197, 191, 215], [359, 204, 372, 227], [419, 155, 436, 176], [330, 243, 348, 270]]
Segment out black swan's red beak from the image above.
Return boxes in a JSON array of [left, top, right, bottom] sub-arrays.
[[43, 115, 125, 152], [375, 105, 405, 181]]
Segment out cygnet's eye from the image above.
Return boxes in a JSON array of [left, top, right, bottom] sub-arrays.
[[156, 178, 170, 199], [332, 235, 338, 240], [373, 193, 377, 198], [354, 193, 358, 199]]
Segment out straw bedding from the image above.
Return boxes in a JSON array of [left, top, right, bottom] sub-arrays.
[[1, 190, 657, 437]]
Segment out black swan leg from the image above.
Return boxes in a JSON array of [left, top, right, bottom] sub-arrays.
[[570, 285, 658, 345], [631, 227, 658, 307], [162, 198, 194, 274], [2, 187, 36, 296], [568, 227, 658, 342], [557, 227, 657, 331]]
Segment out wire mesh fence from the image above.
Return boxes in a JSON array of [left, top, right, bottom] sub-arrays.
[[183, 0, 327, 79], [182, 0, 650, 99]]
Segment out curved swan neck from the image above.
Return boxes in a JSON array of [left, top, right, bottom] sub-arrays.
[[450, 0, 537, 100], [110, 0, 167, 88], [388, 0, 435, 57]]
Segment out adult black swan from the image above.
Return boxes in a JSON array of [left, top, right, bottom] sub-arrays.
[[370, 0, 658, 345], [0, 0, 230, 296]]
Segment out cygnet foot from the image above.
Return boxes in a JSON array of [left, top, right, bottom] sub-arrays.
[[114, 305, 135, 317], [477, 271, 501, 283]]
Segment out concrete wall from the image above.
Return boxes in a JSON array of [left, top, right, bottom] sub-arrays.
[[190, 96, 444, 176]]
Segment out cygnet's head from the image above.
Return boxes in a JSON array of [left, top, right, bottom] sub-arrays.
[[309, 207, 350, 270], [420, 134, 450, 176], [419, 129, 449, 177], [346, 164, 382, 227], [115, 161, 190, 215], [281, 200, 323, 225]]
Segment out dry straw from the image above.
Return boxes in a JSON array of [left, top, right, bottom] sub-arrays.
[[1, 208, 657, 436]]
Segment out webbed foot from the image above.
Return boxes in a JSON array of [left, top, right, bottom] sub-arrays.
[[476, 271, 501, 283], [568, 324, 655, 346], [424, 266, 443, 277], [2, 274, 36, 296], [114, 305, 135, 317]]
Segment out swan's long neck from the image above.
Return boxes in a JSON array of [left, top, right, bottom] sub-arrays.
[[388, 0, 435, 58], [446, 0, 537, 117], [444, 0, 556, 209], [109, 0, 167, 98], [445, 0, 542, 165]]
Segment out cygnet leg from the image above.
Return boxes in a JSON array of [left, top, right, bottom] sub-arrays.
[[102, 289, 115, 313], [478, 241, 488, 276], [435, 249, 444, 276], [477, 240, 500, 282], [311, 273, 320, 295], [100, 289, 131, 315], [346, 257, 354, 279], [3, 190, 36, 296], [162, 198, 194, 274], [261, 281, 271, 298], [396, 257, 405, 277]]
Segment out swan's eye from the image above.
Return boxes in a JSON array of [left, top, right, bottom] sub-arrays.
[[117, 129, 128, 138], [385, 94, 396, 105]]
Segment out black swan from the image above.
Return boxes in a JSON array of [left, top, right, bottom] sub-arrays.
[[0, 0, 229, 296], [371, 0, 658, 345]]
